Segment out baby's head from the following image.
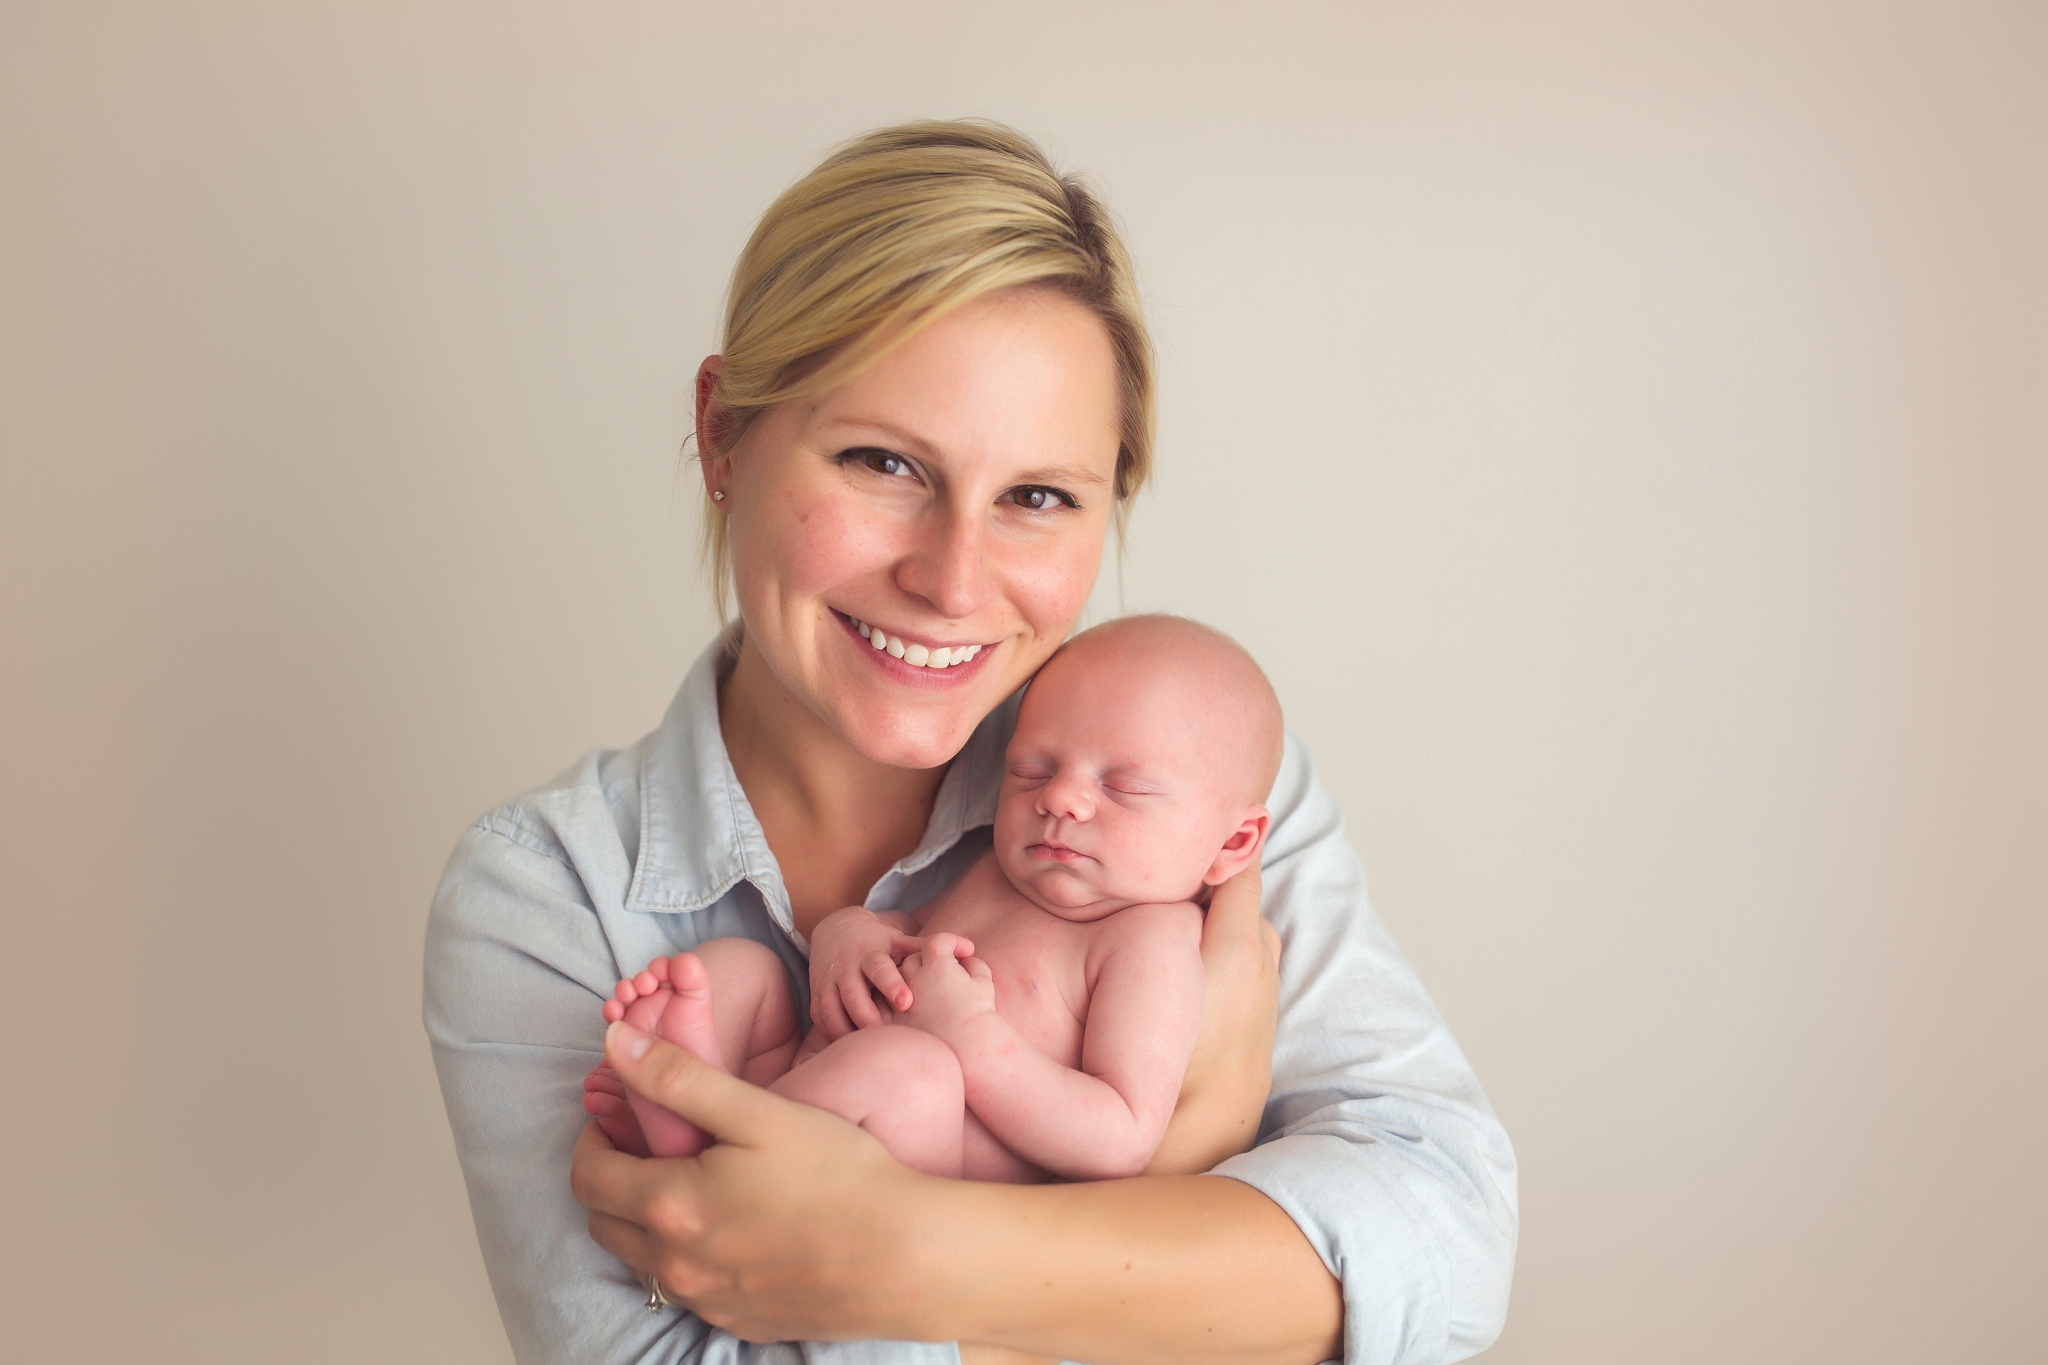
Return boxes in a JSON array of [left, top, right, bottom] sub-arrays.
[[995, 615, 1284, 920]]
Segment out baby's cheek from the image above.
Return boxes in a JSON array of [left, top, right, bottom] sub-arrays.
[[1110, 819, 1176, 892]]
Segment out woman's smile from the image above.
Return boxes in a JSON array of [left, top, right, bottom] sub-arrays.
[[837, 609, 993, 677]]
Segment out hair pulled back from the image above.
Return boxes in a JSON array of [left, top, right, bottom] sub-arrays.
[[701, 119, 1154, 617]]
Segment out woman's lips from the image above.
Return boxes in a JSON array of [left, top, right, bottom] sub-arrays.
[[835, 610, 996, 683], [845, 613, 988, 669]]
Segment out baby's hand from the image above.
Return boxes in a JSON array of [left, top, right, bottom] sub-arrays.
[[808, 908, 956, 1041], [897, 932, 997, 1040]]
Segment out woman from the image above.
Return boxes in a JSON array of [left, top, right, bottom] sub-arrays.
[[425, 120, 1516, 1365]]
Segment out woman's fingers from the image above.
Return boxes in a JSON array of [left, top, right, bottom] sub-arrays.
[[1204, 862, 1278, 1026], [601, 1021, 795, 1149], [861, 951, 913, 1012], [585, 1205, 728, 1321], [1199, 862, 1280, 1005], [1146, 861, 1279, 1176], [571, 1116, 669, 1221], [1202, 861, 1267, 957], [586, 1205, 662, 1276]]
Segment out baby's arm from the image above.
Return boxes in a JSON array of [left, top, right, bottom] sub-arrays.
[[901, 906, 1205, 1180]]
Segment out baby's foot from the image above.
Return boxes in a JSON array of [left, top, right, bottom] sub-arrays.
[[600, 953, 725, 1157]]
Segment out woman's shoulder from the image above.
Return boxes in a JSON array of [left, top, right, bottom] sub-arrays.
[[464, 738, 650, 865], [428, 737, 654, 962], [454, 743, 639, 865], [445, 641, 733, 887]]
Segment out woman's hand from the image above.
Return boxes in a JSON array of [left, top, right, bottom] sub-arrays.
[[572, 1019, 934, 1342], [806, 906, 935, 1041], [1146, 861, 1282, 1176]]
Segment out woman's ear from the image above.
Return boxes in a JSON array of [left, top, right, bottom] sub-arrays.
[[1202, 806, 1272, 887], [695, 355, 734, 491]]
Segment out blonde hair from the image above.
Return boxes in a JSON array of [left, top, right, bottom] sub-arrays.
[[699, 119, 1154, 622]]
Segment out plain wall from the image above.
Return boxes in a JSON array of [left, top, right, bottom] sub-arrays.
[[3, 2, 2043, 1361]]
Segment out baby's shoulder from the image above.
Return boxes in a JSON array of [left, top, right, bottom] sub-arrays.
[[1093, 898, 1204, 953]]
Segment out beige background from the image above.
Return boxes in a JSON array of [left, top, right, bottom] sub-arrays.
[[3, 2, 2043, 1361]]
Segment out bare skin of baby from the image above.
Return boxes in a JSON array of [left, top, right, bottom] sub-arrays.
[[582, 615, 1284, 1183]]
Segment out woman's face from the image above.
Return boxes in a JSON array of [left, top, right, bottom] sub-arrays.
[[708, 286, 1123, 770]]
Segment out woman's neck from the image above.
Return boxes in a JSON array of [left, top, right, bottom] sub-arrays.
[[718, 635, 949, 939]]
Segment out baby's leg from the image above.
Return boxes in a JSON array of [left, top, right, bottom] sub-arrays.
[[587, 938, 800, 1157], [961, 1109, 1045, 1185], [771, 1026, 966, 1178]]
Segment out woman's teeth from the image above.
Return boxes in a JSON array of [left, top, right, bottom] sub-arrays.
[[854, 619, 983, 669]]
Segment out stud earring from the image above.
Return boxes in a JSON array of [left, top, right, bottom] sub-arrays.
[[711, 491, 725, 502]]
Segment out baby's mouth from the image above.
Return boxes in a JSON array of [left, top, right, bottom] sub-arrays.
[[1030, 841, 1090, 864]]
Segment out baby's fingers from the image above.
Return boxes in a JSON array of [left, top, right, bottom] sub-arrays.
[[812, 984, 854, 1041], [861, 951, 914, 1013], [839, 974, 884, 1030], [922, 931, 976, 962]]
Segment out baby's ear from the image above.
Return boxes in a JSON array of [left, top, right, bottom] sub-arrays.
[[1202, 806, 1272, 887]]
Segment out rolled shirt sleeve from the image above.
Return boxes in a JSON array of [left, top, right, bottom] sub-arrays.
[[1211, 733, 1519, 1364]]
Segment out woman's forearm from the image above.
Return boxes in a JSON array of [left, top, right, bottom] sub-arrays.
[[911, 1174, 1342, 1365]]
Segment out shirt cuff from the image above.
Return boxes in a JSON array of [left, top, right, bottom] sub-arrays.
[[1211, 1133, 1452, 1365]]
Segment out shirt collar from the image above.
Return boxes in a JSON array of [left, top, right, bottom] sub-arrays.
[[624, 636, 1017, 923]]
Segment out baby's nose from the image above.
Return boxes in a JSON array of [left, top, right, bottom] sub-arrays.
[[1039, 775, 1096, 821]]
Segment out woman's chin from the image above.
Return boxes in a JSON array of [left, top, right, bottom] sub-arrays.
[[833, 703, 983, 772]]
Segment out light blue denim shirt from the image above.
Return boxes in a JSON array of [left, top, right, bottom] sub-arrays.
[[424, 639, 1517, 1365]]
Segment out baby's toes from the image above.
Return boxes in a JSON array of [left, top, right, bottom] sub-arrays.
[[601, 998, 626, 1023], [646, 956, 673, 984], [583, 1091, 650, 1157], [621, 984, 674, 1034], [666, 951, 711, 996]]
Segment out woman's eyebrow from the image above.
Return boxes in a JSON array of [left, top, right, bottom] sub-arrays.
[[1013, 463, 1112, 489], [817, 416, 937, 459]]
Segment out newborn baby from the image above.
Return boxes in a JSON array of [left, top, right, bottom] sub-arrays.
[[582, 614, 1282, 1182]]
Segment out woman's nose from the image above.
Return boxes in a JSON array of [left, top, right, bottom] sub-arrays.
[[894, 509, 993, 621]]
